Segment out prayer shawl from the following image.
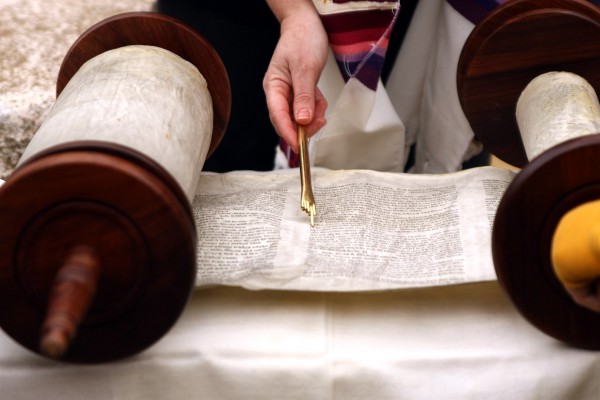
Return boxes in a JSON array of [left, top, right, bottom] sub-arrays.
[[279, 0, 600, 170], [317, 0, 400, 91], [280, 0, 401, 168]]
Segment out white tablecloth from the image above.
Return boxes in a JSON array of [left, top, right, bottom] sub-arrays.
[[2, 283, 599, 399]]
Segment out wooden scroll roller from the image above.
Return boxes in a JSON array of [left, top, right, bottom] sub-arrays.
[[458, 0, 600, 349], [0, 12, 231, 362]]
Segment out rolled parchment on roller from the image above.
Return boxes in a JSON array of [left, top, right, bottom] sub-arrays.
[[516, 71, 600, 160], [0, 12, 230, 363], [458, 0, 600, 349], [20, 45, 213, 200]]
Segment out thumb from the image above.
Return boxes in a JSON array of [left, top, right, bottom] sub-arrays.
[[291, 69, 319, 125]]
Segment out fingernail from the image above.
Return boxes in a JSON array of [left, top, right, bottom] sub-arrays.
[[296, 108, 311, 122]]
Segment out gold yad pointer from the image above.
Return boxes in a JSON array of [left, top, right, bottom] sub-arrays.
[[298, 125, 316, 226]]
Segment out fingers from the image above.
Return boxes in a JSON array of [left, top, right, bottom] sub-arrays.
[[265, 85, 327, 153], [309, 87, 328, 136], [264, 49, 325, 151], [566, 282, 600, 312], [291, 67, 319, 126], [289, 66, 327, 142], [297, 87, 327, 138], [264, 69, 299, 150], [263, 7, 329, 153]]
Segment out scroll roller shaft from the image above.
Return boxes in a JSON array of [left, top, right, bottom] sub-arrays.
[[40, 247, 101, 359]]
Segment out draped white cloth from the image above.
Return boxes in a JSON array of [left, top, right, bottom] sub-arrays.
[[305, 0, 481, 173], [2, 283, 599, 399], [387, 0, 482, 173]]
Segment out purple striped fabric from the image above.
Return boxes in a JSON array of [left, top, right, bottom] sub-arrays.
[[318, 1, 400, 91], [281, 1, 400, 168], [284, 0, 600, 167]]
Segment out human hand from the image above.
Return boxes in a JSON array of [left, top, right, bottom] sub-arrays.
[[561, 284, 600, 312], [263, 1, 329, 153]]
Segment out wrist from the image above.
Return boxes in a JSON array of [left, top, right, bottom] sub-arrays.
[[266, 0, 319, 23]]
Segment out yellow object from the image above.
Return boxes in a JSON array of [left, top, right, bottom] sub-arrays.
[[551, 200, 600, 290]]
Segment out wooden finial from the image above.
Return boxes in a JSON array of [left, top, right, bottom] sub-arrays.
[[457, 0, 600, 349], [40, 246, 101, 359], [0, 12, 222, 362]]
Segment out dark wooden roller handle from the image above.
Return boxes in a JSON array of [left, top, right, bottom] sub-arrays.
[[40, 246, 101, 359]]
